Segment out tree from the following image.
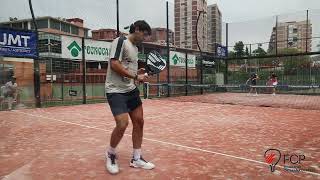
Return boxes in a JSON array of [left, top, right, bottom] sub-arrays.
[[252, 47, 267, 56], [278, 48, 312, 75], [228, 51, 236, 58], [245, 46, 249, 56], [233, 41, 245, 57]]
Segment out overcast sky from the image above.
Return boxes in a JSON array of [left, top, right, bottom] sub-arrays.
[[1, 0, 319, 50], [207, 0, 320, 22]]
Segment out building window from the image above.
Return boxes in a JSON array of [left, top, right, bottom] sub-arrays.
[[50, 39, 62, 53], [23, 22, 29, 29], [38, 39, 49, 53], [61, 23, 70, 33], [0, 23, 11, 28], [50, 19, 60, 30], [37, 19, 48, 29], [71, 26, 79, 35], [84, 30, 88, 38], [12, 23, 23, 29]]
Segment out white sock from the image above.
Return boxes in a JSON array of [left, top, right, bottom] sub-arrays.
[[107, 147, 116, 155], [133, 149, 141, 160]]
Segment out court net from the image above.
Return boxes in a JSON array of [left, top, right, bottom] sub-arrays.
[[143, 83, 320, 110]]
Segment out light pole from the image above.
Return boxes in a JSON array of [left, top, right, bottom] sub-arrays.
[[116, 0, 120, 37], [46, 41, 60, 100], [196, 7, 206, 93], [28, 0, 41, 108]]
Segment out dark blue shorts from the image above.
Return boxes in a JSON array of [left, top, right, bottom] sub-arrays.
[[106, 88, 142, 116]]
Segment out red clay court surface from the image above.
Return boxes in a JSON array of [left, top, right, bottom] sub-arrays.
[[0, 93, 320, 179]]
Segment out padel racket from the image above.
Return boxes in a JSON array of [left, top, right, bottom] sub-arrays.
[[144, 50, 166, 76]]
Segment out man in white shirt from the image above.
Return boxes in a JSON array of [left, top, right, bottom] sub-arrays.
[[3, 76, 18, 110], [105, 20, 155, 174]]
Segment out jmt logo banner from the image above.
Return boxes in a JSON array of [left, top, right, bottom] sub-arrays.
[[61, 35, 111, 61], [0, 28, 38, 58], [170, 51, 196, 68]]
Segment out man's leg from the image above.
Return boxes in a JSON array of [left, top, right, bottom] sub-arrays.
[[110, 113, 129, 149], [13, 92, 18, 102], [248, 87, 253, 95], [7, 96, 13, 110], [272, 87, 276, 95], [129, 104, 155, 170], [106, 92, 129, 152], [254, 87, 258, 95], [106, 113, 129, 174], [129, 105, 144, 150]]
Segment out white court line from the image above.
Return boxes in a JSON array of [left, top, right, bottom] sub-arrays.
[[14, 111, 320, 177]]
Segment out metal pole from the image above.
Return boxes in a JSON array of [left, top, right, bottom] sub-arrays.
[[28, 0, 41, 108], [306, 10, 309, 53], [185, 52, 188, 96], [307, 10, 311, 84], [287, 25, 289, 48], [275, 15, 278, 55], [196, 10, 204, 94], [166, 1, 170, 97], [116, 0, 120, 37], [200, 57, 203, 94], [310, 63, 312, 84], [225, 23, 228, 84], [82, 37, 86, 104], [48, 43, 53, 88], [50, 55, 53, 99], [61, 66, 64, 101]]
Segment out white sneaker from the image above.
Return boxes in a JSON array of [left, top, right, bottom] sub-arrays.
[[106, 153, 119, 174], [272, 93, 276, 96], [130, 156, 155, 170]]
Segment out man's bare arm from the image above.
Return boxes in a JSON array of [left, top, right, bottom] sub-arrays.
[[110, 59, 136, 79]]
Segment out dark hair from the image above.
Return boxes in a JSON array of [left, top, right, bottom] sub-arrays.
[[251, 73, 257, 78], [129, 20, 151, 35]]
